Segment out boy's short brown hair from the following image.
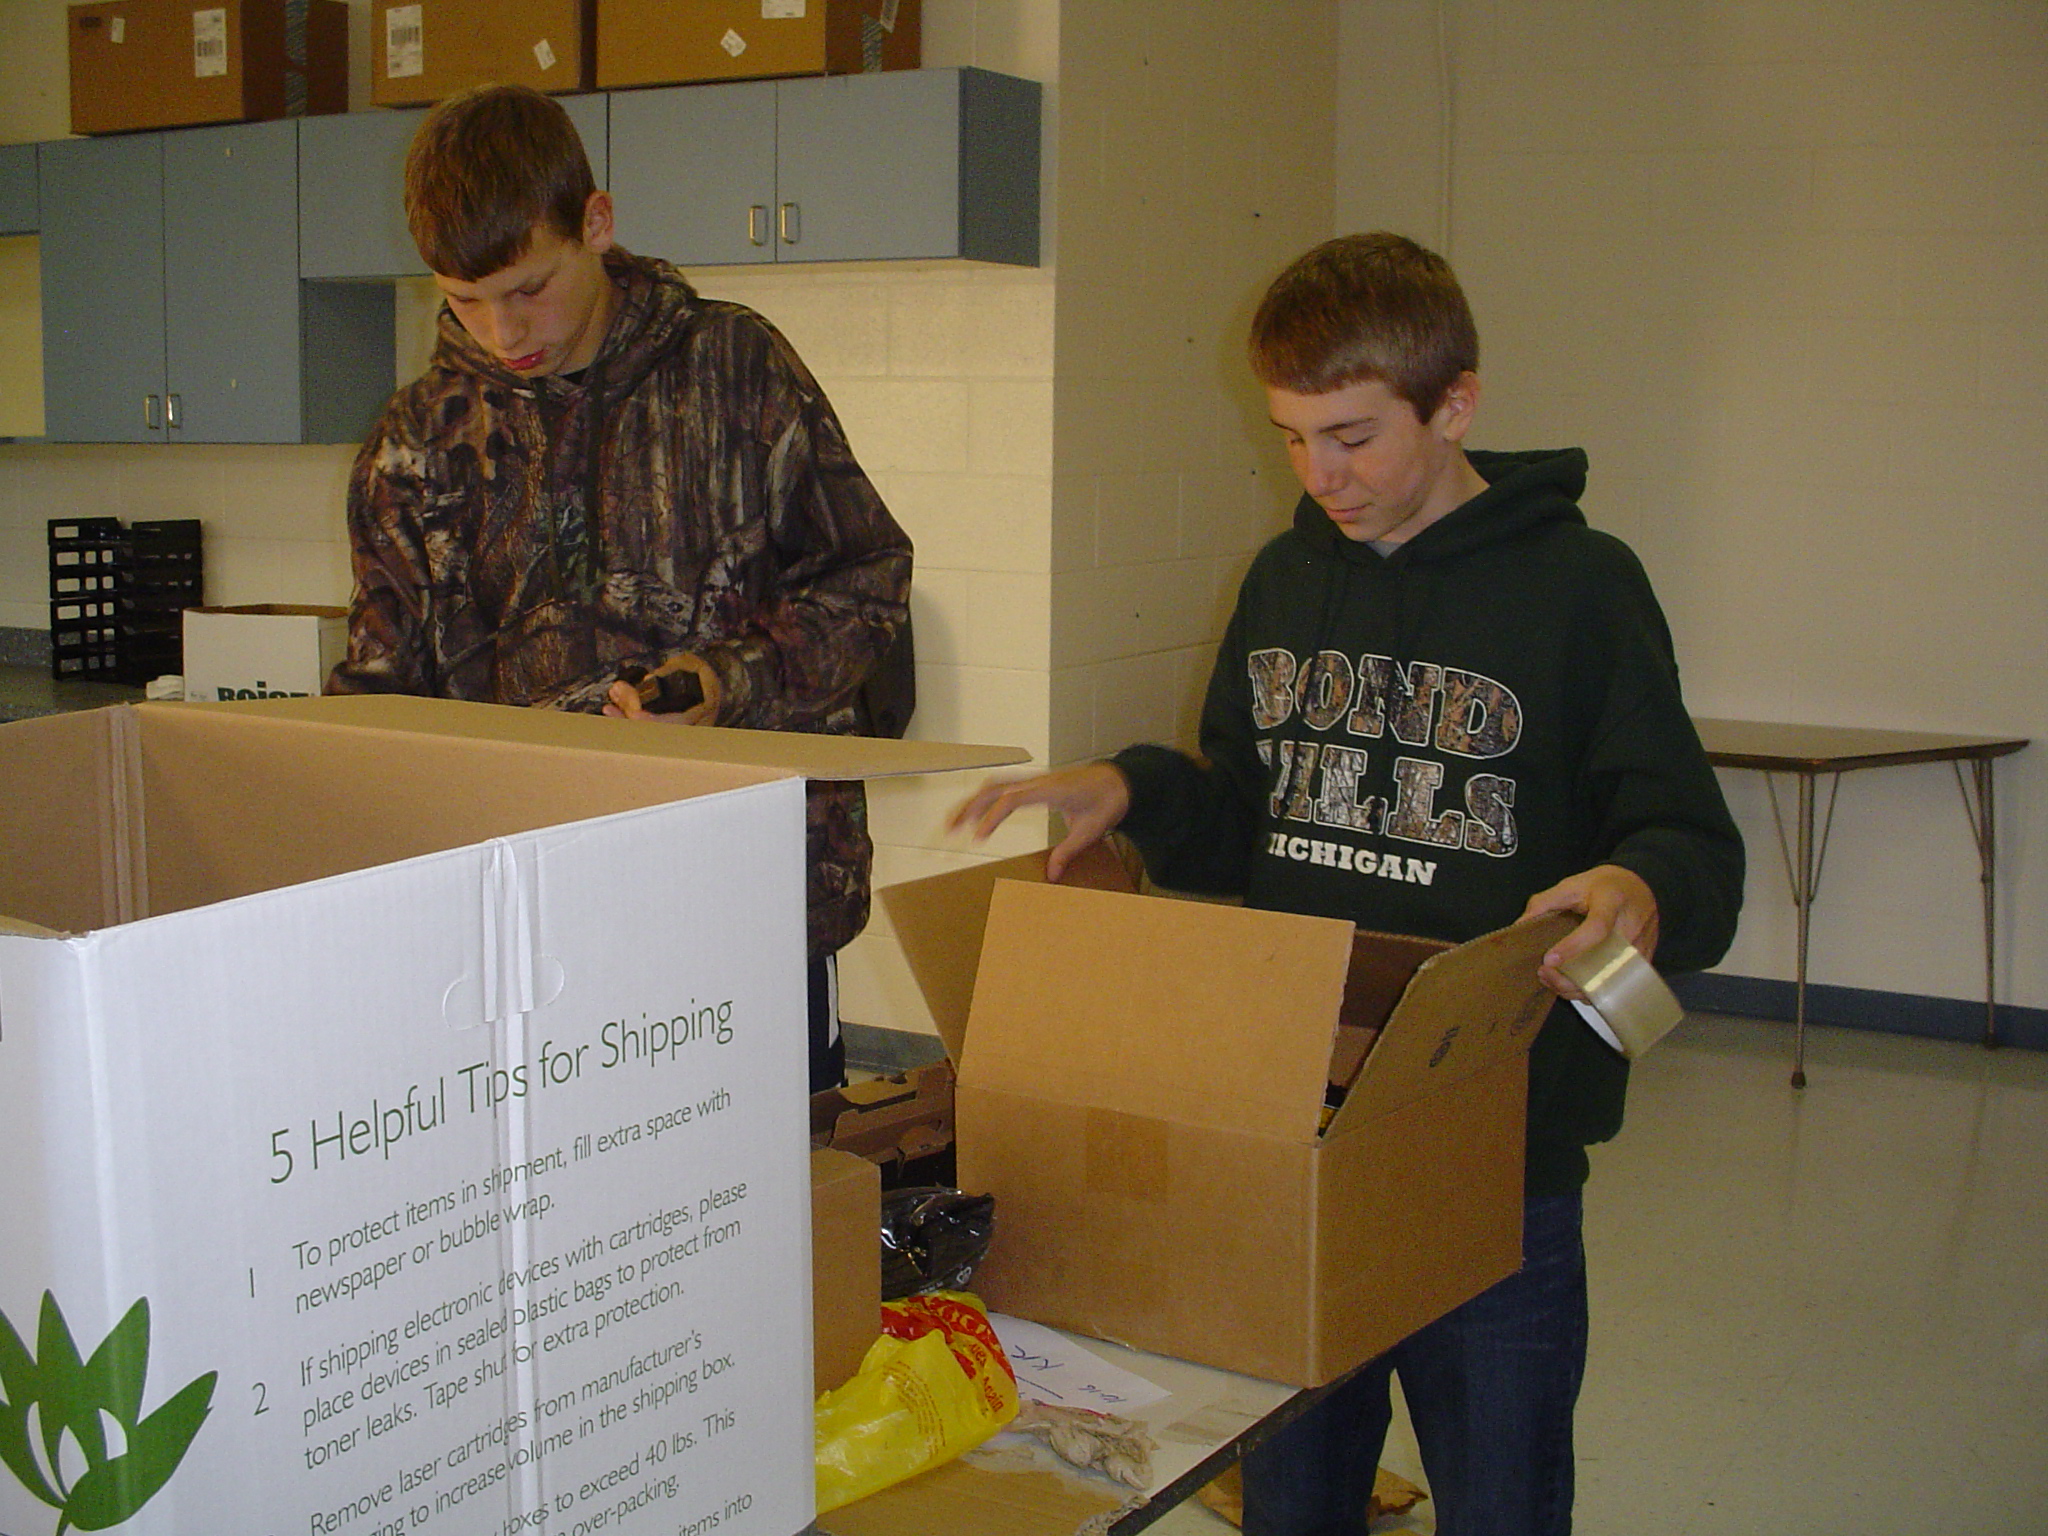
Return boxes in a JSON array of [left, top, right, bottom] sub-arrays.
[[404, 85, 596, 281], [1249, 232, 1479, 420]]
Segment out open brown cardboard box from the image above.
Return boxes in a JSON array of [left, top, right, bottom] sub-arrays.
[[883, 847, 1569, 1388]]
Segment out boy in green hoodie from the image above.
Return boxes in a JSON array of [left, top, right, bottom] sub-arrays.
[[951, 232, 1742, 1535]]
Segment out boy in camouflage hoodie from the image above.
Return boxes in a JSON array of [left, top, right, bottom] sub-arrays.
[[327, 85, 911, 1092]]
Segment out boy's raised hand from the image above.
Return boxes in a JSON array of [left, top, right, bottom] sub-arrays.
[[1519, 863, 1661, 1001], [947, 764, 1133, 882]]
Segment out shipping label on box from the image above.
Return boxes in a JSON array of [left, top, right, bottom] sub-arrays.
[[183, 604, 348, 700], [0, 700, 1024, 1535]]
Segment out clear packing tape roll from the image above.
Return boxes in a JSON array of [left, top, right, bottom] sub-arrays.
[[1558, 930, 1685, 1059]]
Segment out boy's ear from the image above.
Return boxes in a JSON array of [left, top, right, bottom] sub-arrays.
[[1435, 370, 1482, 443], [582, 190, 616, 253]]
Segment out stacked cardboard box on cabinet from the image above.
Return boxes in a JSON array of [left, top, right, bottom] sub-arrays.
[[364, 1, 920, 106], [68, 0, 348, 135], [369, 0, 595, 106], [598, 0, 920, 89]]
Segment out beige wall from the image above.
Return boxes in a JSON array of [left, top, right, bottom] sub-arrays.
[[1336, 0, 2048, 1012]]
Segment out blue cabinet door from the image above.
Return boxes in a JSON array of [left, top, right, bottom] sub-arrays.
[[609, 81, 778, 268], [39, 135, 167, 443], [165, 121, 302, 443], [776, 68, 1040, 266], [776, 71, 959, 263]]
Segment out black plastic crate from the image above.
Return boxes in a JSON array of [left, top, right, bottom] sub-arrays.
[[47, 517, 206, 685], [48, 517, 126, 681]]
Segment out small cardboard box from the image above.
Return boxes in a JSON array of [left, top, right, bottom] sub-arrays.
[[810, 1061, 954, 1184], [597, 0, 920, 90], [181, 603, 347, 701], [809, 1148, 880, 1396], [883, 851, 1568, 1388], [0, 696, 1020, 1533], [372, 0, 595, 106], [68, 0, 347, 136]]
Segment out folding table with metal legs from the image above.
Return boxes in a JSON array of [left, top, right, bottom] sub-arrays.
[[1691, 720, 2029, 1088]]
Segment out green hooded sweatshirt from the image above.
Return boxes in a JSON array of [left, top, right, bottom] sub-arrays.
[[1115, 447, 1743, 1195]]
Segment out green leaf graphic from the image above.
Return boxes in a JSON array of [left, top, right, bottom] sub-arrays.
[[59, 1372, 217, 1532], [0, 1306, 62, 1507], [0, 1398, 63, 1508], [79, 1301, 150, 1432], [0, 1306, 37, 1403], [0, 1294, 217, 1534], [35, 1294, 104, 1481]]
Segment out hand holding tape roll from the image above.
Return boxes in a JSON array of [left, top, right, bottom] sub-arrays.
[[1556, 928, 1685, 1059]]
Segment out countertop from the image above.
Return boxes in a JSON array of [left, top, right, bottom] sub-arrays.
[[0, 661, 144, 723]]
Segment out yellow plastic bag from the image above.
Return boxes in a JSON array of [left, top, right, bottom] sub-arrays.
[[814, 1289, 1019, 1513]]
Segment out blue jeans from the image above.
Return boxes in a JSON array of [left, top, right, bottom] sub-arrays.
[[1240, 1191, 1588, 1536]]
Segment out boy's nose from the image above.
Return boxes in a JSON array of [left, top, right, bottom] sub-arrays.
[[480, 304, 523, 354], [1301, 451, 1348, 497]]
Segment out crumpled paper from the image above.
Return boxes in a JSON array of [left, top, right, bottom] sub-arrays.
[[1008, 1399, 1157, 1490]]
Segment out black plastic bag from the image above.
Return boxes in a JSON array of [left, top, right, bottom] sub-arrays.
[[879, 1187, 995, 1300]]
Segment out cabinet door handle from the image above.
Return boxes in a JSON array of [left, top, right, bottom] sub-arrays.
[[748, 204, 769, 246], [144, 394, 162, 431], [778, 202, 800, 245], [166, 393, 182, 430]]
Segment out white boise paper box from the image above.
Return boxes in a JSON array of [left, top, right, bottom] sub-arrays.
[[182, 604, 351, 700], [0, 697, 1023, 1536]]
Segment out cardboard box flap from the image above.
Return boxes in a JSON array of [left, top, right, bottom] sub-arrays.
[[0, 709, 145, 935], [170, 694, 1028, 780], [962, 881, 1354, 1143], [879, 842, 1136, 1064], [1323, 914, 1569, 1137]]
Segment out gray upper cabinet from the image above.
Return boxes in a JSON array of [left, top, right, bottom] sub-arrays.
[[301, 93, 611, 280], [39, 135, 167, 444], [610, 82, 779, 267], [0, 143, 36, 235], [40, 121, 394, 445], [778, 69, 1040, 265], [604, 67, 1041, 268]]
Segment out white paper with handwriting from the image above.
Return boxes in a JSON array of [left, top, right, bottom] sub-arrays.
[[990, 1313, 1171, 1412]]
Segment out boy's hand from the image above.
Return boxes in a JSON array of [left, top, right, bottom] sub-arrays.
[[1519, 864, 1660, 1002], [947, 764, 1132, 882], [604, 654, 721, 726]]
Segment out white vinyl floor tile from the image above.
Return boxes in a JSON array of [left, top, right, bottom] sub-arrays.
[[1144, 1013, 2048, 1535]]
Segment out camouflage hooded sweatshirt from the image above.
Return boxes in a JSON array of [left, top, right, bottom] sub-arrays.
[[329, 250, 912, 958]]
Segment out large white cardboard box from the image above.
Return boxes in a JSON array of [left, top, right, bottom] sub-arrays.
[[181, 604, 350, 700], [0, 697, 1022, 1536]]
